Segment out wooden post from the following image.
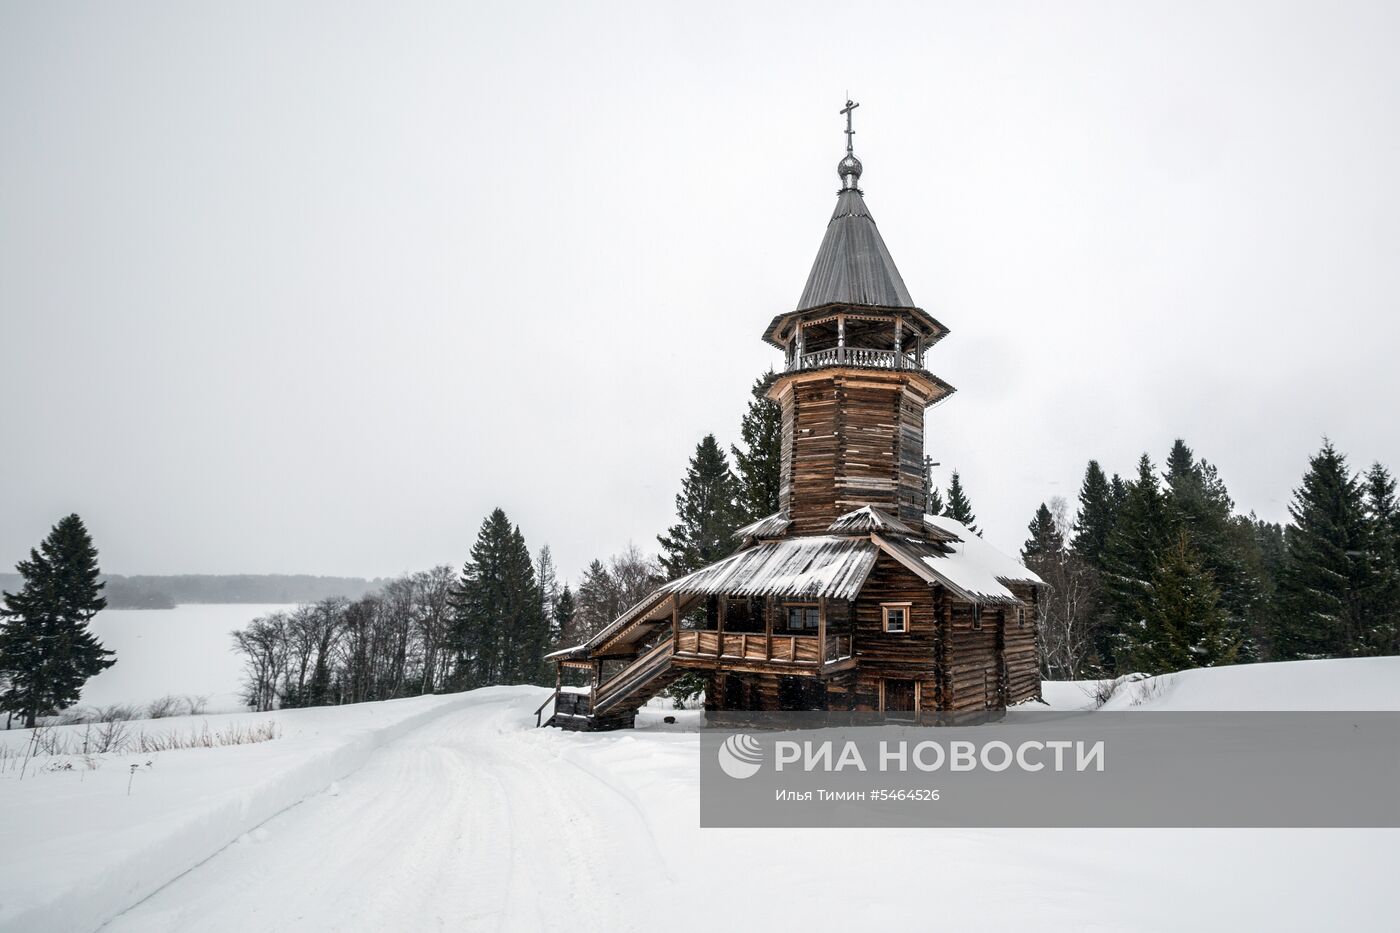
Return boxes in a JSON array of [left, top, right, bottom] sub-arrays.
[[717, 597, 727, 656], [765, 597, 774, 661], [894, 317, 903, 367], [837, 316, 846, 364], [818, 596, 827, 665], [672, 597, 680, 655]]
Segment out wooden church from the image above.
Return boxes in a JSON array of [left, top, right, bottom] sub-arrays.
[[543, 103, 1042, 729]]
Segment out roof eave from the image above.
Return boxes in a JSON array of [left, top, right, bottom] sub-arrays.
[[761, 304, 950, 349]]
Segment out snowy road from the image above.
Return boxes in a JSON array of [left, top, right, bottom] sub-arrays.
[[99, 686, 1398, 933], [103, 692, 674, 932]]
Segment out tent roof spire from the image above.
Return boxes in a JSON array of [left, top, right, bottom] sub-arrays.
[[795, 99, 913, 312]]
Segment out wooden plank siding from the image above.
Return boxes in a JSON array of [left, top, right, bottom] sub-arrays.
[[686, 560, 1041, 716], [850, 554, 938, 711], [777, 370, 937, 535], [1003, 583, 1041, 705]]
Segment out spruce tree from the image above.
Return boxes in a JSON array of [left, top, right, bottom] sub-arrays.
[[553, 585, 576, 648], [1022, 503, 1063, 560], [448, 509, 548, 687], [923, 456, 944, 516], [1120, 531, 1238, 673], [1160, 440, 1254, 656], [731, 371, 783, 523], [1245, 517, 1288, 661], [1071, 460, 1115, 567], [1099, 455, 1174, 669], [658, 435, 742, 579], [1278, 442, 1369, 659], [0, 514, 114, 727], [1109, 474, 1129, 514], [1362, 463, 1400, 655], [942, 470, 979, 535]]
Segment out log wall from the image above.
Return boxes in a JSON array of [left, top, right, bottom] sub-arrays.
[[776, 371, 934, 535], [1003, 583, 1041, 705], [850, 555, 937, 711]]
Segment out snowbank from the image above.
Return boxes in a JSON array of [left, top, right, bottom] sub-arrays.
[[0, 689, 491, 933], [1099, 657, 1400, 711]]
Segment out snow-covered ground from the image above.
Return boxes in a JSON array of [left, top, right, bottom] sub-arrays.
[[2, 658, 1397, 932], [79, 604, 288, 712], [0, 692, 487, 933]]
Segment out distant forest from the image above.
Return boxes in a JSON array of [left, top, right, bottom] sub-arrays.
[[0, 573, 383, 610]]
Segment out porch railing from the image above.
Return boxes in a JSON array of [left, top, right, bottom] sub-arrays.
[[674, 630, 852, 666], [593, 640, 672, 713], [824, 633, 853, 663]]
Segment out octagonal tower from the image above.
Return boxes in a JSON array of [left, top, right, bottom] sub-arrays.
[[764, 119, 954, 535]]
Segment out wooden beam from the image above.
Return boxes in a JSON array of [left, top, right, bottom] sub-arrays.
[[764, 596, 773, 662]]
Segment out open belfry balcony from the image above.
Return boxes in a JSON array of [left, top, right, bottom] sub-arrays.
[[782, 310, 929, 373]]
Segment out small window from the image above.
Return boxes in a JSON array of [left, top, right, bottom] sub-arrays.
[[882, 603, 910, 633], [1017, 607, 1026, 629], [971, 604, 983, 630], [784, 605, 820, 631]]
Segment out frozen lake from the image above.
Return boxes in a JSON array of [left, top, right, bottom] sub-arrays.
[[80, 603, 294, 713]]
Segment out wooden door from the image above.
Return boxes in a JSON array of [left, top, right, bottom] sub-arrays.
[[883, 678, 916, 720]]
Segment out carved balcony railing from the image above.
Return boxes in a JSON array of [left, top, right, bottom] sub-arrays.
[[787, 347, 922, 372]]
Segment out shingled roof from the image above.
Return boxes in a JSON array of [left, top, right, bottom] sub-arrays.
[[796, 186, 914, 312]]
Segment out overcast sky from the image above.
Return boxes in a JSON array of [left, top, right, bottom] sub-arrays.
[[3, 1, 1398, 584]]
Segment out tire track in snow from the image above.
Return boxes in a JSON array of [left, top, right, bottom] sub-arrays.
[[101, 693, 666, 932]]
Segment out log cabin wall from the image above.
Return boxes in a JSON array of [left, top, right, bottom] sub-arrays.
[[704, 670, 834, 720], [777, 371, 934, 535], [850, 555, 937, 711], [896, 387, 928, 524], [942, 597, 1003, 712], [1003, 583, 1041, 705]]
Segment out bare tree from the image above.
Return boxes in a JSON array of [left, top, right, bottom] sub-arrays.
[[572, 544, 664, 642], [231, 612, 289, 711], [1027, 497, 1102, 680]]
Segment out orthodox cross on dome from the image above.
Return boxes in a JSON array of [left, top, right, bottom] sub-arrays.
[[840, 98, 859, 155]]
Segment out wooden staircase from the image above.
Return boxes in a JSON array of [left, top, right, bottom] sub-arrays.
[[539, 640, 681, 731]]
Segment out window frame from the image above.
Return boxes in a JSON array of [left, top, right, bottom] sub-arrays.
[[881, 602, 912, 634], [782, 601, 820, 632], [971, 603, 983, 631]]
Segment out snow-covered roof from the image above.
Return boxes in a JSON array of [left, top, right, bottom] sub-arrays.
[[660, 535, 878, 601], [733, 510, 793, 540], [875, 515, 1043, 605], [547, 517, 1042, 664], [826, 505, 914, 536]]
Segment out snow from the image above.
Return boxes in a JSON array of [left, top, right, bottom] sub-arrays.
[[2, 658, 1397, 931], [78, 604, 293, 713], [0, 691, 487, 933], [658, 534, 879, 600], [1097, 657, 1400, 711], [916, 514, 1043, 602]]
